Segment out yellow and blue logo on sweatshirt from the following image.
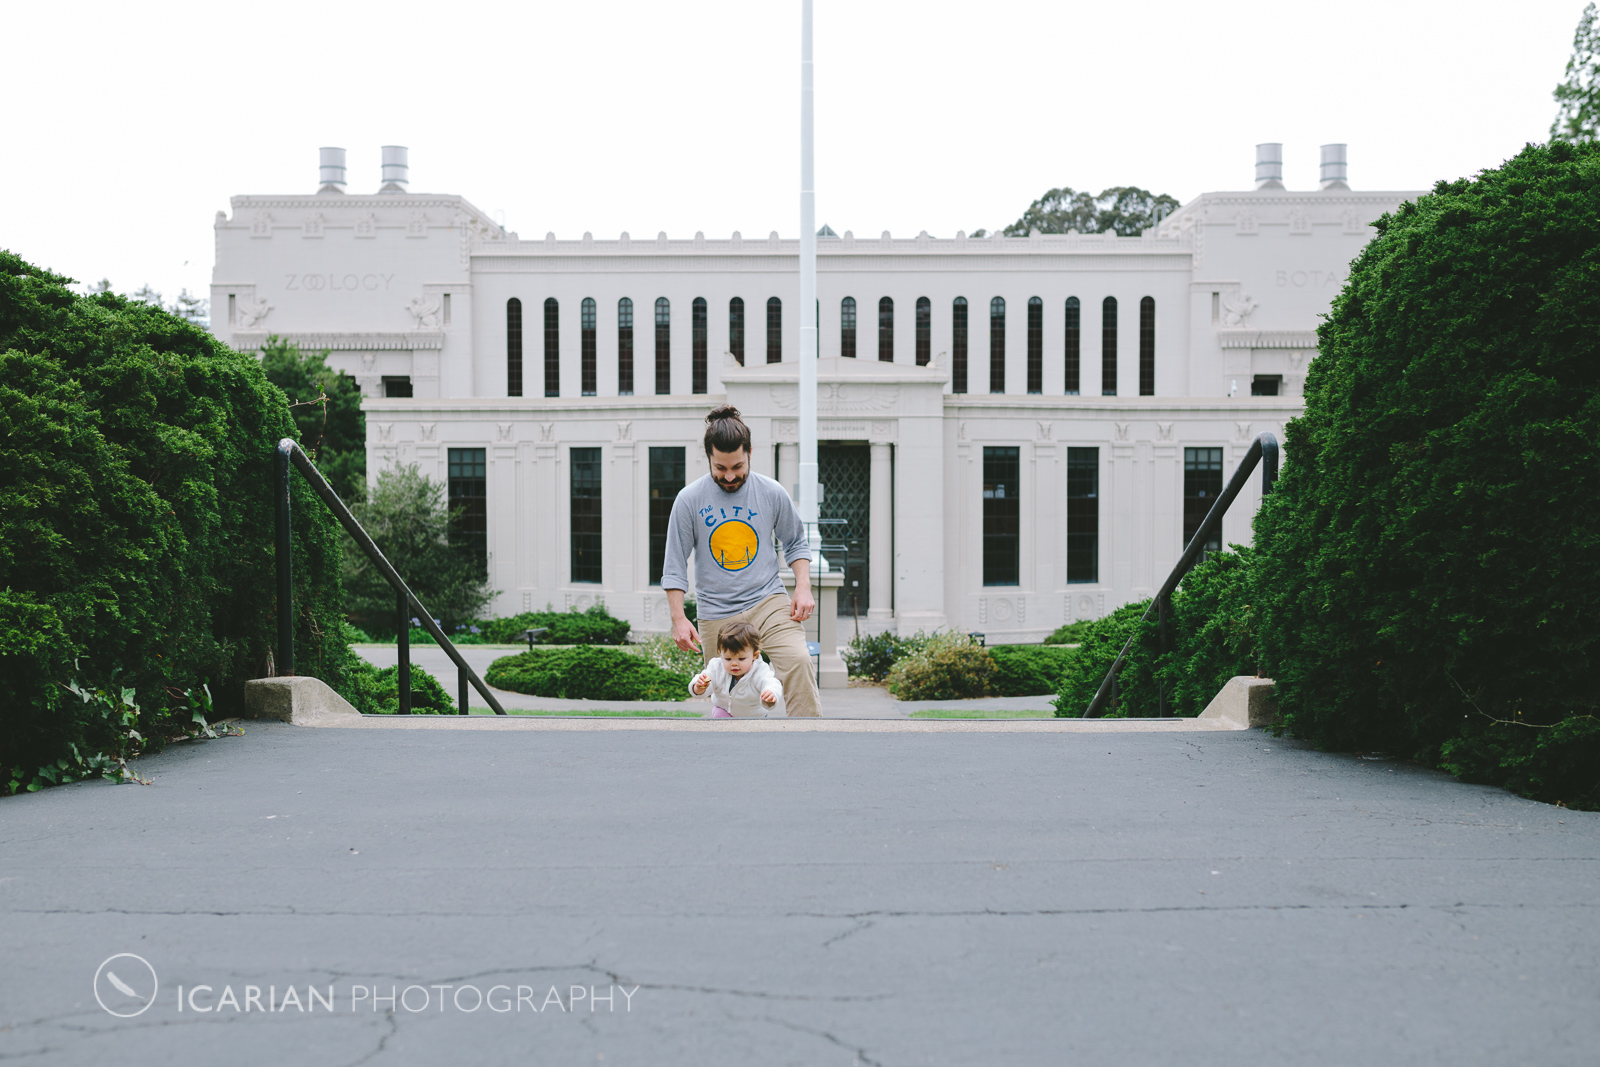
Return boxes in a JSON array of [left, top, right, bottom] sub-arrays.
[[701, 504, 761, 572]]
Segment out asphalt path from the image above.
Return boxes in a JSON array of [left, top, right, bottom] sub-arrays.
[[2, 723, 1596, 1065]]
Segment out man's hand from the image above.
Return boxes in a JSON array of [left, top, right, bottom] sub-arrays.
[[666, 589, 701, 652], [790, 585, 816, 623], [760, 688, 777, 706], [673, 616, 702, 654], [692, 673, 711, 696]]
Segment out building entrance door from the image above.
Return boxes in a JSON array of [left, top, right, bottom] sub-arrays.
[[818, 442, 870, 619]]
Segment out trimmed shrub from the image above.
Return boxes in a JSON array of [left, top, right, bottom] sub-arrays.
[[1251, 141, 1600, 808], [886, 632, 995, 701], [480, 603, 631, 646], [344, 657, 454, 715], [1043, 620, 1093, 645], [0, 252, 348, 787], [843, 630, 933, 681], [1052, 601, 1159, 717], [989, 645, 1078, 697], [486, 647, 689, 701]]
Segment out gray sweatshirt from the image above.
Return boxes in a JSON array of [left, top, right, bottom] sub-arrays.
[[659, 472, 811, 620]]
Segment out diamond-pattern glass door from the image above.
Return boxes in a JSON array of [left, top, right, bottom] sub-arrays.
[[818, 443, 871, 617]]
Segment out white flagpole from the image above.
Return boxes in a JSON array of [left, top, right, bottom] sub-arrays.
[[798, 0, 818, 529]]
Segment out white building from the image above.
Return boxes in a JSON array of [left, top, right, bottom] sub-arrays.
[[211, 145, 1418, 644]]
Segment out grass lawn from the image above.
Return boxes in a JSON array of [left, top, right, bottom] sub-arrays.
[[907, 708, 1055, 719]]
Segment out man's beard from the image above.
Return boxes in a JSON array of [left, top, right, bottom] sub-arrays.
[[716, 473, 747, 492]]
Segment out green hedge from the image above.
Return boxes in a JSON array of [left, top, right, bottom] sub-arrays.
[[1251, 141, 1600, 808], [485, 647, 688, 701], [886, 632, 995, 700], [344, 657, 454, 715], [989, 644, 1078, 697], [1052, 550, 1259, 718], [0, 252, 349, 789], [480, 603, 631, 646]]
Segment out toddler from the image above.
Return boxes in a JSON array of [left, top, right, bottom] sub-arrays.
[[689, 621, 784, 717]]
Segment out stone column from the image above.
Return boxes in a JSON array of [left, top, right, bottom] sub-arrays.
[[868, 441, 893, 621], [777, 443, 799, 499]]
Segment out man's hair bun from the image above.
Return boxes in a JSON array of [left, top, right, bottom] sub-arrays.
[[704, 405, 752, 457]]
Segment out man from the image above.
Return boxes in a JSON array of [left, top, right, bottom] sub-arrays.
[[661, 405, 821, 717]]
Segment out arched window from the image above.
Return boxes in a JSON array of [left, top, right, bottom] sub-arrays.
[[729, 297, 745, 365], [1139, 296, 1155, 396], [952, 297, 968, 393], [915, 296, 931, 365], [840, 296, 857, 358], [1027, 296, 1043, 394], [1064, 297, 1081, 395], [580, 297, 597, 396], [506, 297, 523, 397], [766, 297, 782, 363], [879, 297, 894, 362], [1101, 296, 1118, 396], [655, 297, 671, 395], [543, 297, 559, 398], [692, 297, 708, 394], [990, 297, 1006, 394], [617, 298, 634, 396]]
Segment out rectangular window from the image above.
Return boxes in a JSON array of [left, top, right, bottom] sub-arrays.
[[1139, 297, 1155, 396], [841, 297, 857, 359], [442, 293, 451, 325], [448, 448, 487, 576], [1251, 375, 1281, 396], [1102, 297, 1118, 396], [1183, 447, 1225, 562], [915, 296, 931, 365], [1066, 447, 1098, 584], [655, 298, 671, 395], [879, 297, 894, 362], [766, 298, 782, 363], [618, 298, 634, 396], [570, 447, 602, 583], [982, 446, 1020, 586], [1064, 297, 1080, 395], [648, 446, 686, 586], [729, 297, 745, 365], [580, 298, 597, 396], [952, 298, 968, 393], [1026, 297, 1043, 394], [543, 298, 560, 398], [507, 299, 523, 397], [691, 297, 707, 394], [381, 375, 412, 398]]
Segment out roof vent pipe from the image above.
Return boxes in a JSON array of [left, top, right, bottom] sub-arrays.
[[1254, 143, 1284, 190], [317, 147, 347, 193], [379, 146, 409, 193], [1319, 143, 1349, 190]]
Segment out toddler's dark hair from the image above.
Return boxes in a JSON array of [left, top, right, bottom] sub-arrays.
[[704, 405, 752, 457], [717, 620, 762, 655]]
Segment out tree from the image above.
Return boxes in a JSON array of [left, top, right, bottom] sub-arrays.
[[1552, 2, 1600, 142], [343, 464, 495, 638], [1000, 185, 1180, 237], [1250, 141, 1600, 808], [258, 337, 366, 500]]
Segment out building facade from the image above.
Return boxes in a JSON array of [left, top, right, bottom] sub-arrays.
[[210, 146, 1417, 642]]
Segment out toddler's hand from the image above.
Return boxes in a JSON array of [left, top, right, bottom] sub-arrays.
[[760, 688, 777, 706], [692, 674, 710, 696]]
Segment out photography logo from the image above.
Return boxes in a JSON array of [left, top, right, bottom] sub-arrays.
[[94, 954, 158, 1017]]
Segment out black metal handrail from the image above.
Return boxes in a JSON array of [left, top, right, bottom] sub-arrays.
[[1081, 431, 1279, 719], [274, 438, 507, 715]]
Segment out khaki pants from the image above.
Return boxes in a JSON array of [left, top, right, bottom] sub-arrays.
[[698, 593, 821, 717]]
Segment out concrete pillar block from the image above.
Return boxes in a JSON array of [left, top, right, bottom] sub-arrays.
[[243, 676, 362, 725], [1197, 676, 1278, 729]]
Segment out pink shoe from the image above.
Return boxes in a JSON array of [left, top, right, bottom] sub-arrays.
[[709, 707, 733, 718]]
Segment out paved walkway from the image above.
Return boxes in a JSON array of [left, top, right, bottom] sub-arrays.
[[2, 722, 1595, 1065], [355, 644, 1059, 718]]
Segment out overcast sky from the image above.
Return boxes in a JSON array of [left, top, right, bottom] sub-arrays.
[[3, 0, 1586, 306]]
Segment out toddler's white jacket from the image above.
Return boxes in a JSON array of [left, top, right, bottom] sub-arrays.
[[689, 657, 786, 717]]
